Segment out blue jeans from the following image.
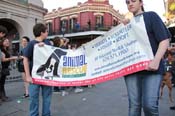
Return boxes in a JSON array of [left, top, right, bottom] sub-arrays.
[[124, 73, 162, 116], [29, 84, 52, 116]]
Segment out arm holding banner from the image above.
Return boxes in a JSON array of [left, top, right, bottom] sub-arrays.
[[146, 39, 169, 71], [23, 57, 33, 83]]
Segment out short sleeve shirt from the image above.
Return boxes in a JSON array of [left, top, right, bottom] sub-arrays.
[[136, 11, 172, 74], [143, 11, 171, 55], [23, 39, 51, 73]]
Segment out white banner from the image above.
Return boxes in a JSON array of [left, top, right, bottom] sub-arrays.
[[32, 15, 154, 86]]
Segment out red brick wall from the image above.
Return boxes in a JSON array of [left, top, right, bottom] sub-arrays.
[[89, 12, 95, 27], [80, 12, 90, 26], [55, 18, 59, 32], [104, 13, 112, 27]]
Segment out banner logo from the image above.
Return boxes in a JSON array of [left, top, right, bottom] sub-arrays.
[[62, 55, 87, 78]]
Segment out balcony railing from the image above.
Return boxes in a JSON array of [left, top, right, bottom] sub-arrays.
[[48, 25, 114, 36]]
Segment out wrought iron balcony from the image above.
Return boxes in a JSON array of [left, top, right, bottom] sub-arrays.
[[48, 24, 114, 36]]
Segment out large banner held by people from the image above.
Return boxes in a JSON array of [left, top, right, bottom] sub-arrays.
[[32, 16, 154, 86]]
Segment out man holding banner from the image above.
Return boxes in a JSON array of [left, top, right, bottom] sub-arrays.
[[124, 0, 171, 116], [23, 23, 53, 116]]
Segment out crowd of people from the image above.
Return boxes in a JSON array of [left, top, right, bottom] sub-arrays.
[[0, 0, 175, 116]]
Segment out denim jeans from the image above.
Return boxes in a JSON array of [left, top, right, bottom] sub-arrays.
[[124, 73, 162, 116], [29, 84, 52, 116]]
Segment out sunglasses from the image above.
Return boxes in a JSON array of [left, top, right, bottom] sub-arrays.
[[126, 0, 136, 4]]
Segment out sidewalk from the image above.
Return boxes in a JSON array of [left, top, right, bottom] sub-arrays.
[[0, 78, 175, 116]]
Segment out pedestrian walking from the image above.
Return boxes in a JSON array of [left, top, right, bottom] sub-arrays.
[[123, 0, 171, 116]]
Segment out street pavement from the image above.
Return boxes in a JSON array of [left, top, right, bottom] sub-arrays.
[[0, 78, 175, 116]]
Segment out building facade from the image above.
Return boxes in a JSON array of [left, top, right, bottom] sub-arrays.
[[164, 0, 175, 43], [164, 0, 175, 25], [0, 0, 46, 54], [44, 0, 123, 45]]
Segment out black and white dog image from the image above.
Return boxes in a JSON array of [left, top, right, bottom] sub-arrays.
[[36, 48, 67, 79]]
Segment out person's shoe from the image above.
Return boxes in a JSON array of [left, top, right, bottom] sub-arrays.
[[61, 91, 69, 96], [22, 94, 29, 98], [74, 88, 83, 93], [170, 106, 175, 110], [1, 96, 10, 102], [53, 90, 61, 94]]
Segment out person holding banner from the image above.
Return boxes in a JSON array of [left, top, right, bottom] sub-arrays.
[[23, 23, 53, 116], [51, 36, 69, 96], [124, 0, 171, 116]]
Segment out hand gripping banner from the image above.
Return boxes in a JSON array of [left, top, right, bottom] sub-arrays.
[[32, 15, 154, 86]]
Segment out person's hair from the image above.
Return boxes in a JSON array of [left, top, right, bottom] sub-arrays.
[[0, 25, 8, 35], [167, 51, 173, 56], [0, 38, 9, 50], [126, 0, 144, 11], [22, 36, 30, 42], [52, 36, 62, 47], [71, 44, 77, 49], [33, 23, 47, 37], [140, 0, 144, 11], [164, 50, 173, 58]]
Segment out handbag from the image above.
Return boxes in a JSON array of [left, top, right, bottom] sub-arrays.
[[2, 68, 10, 76]]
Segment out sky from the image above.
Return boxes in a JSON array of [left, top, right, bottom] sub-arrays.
[[42, 0, 166, 20]]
